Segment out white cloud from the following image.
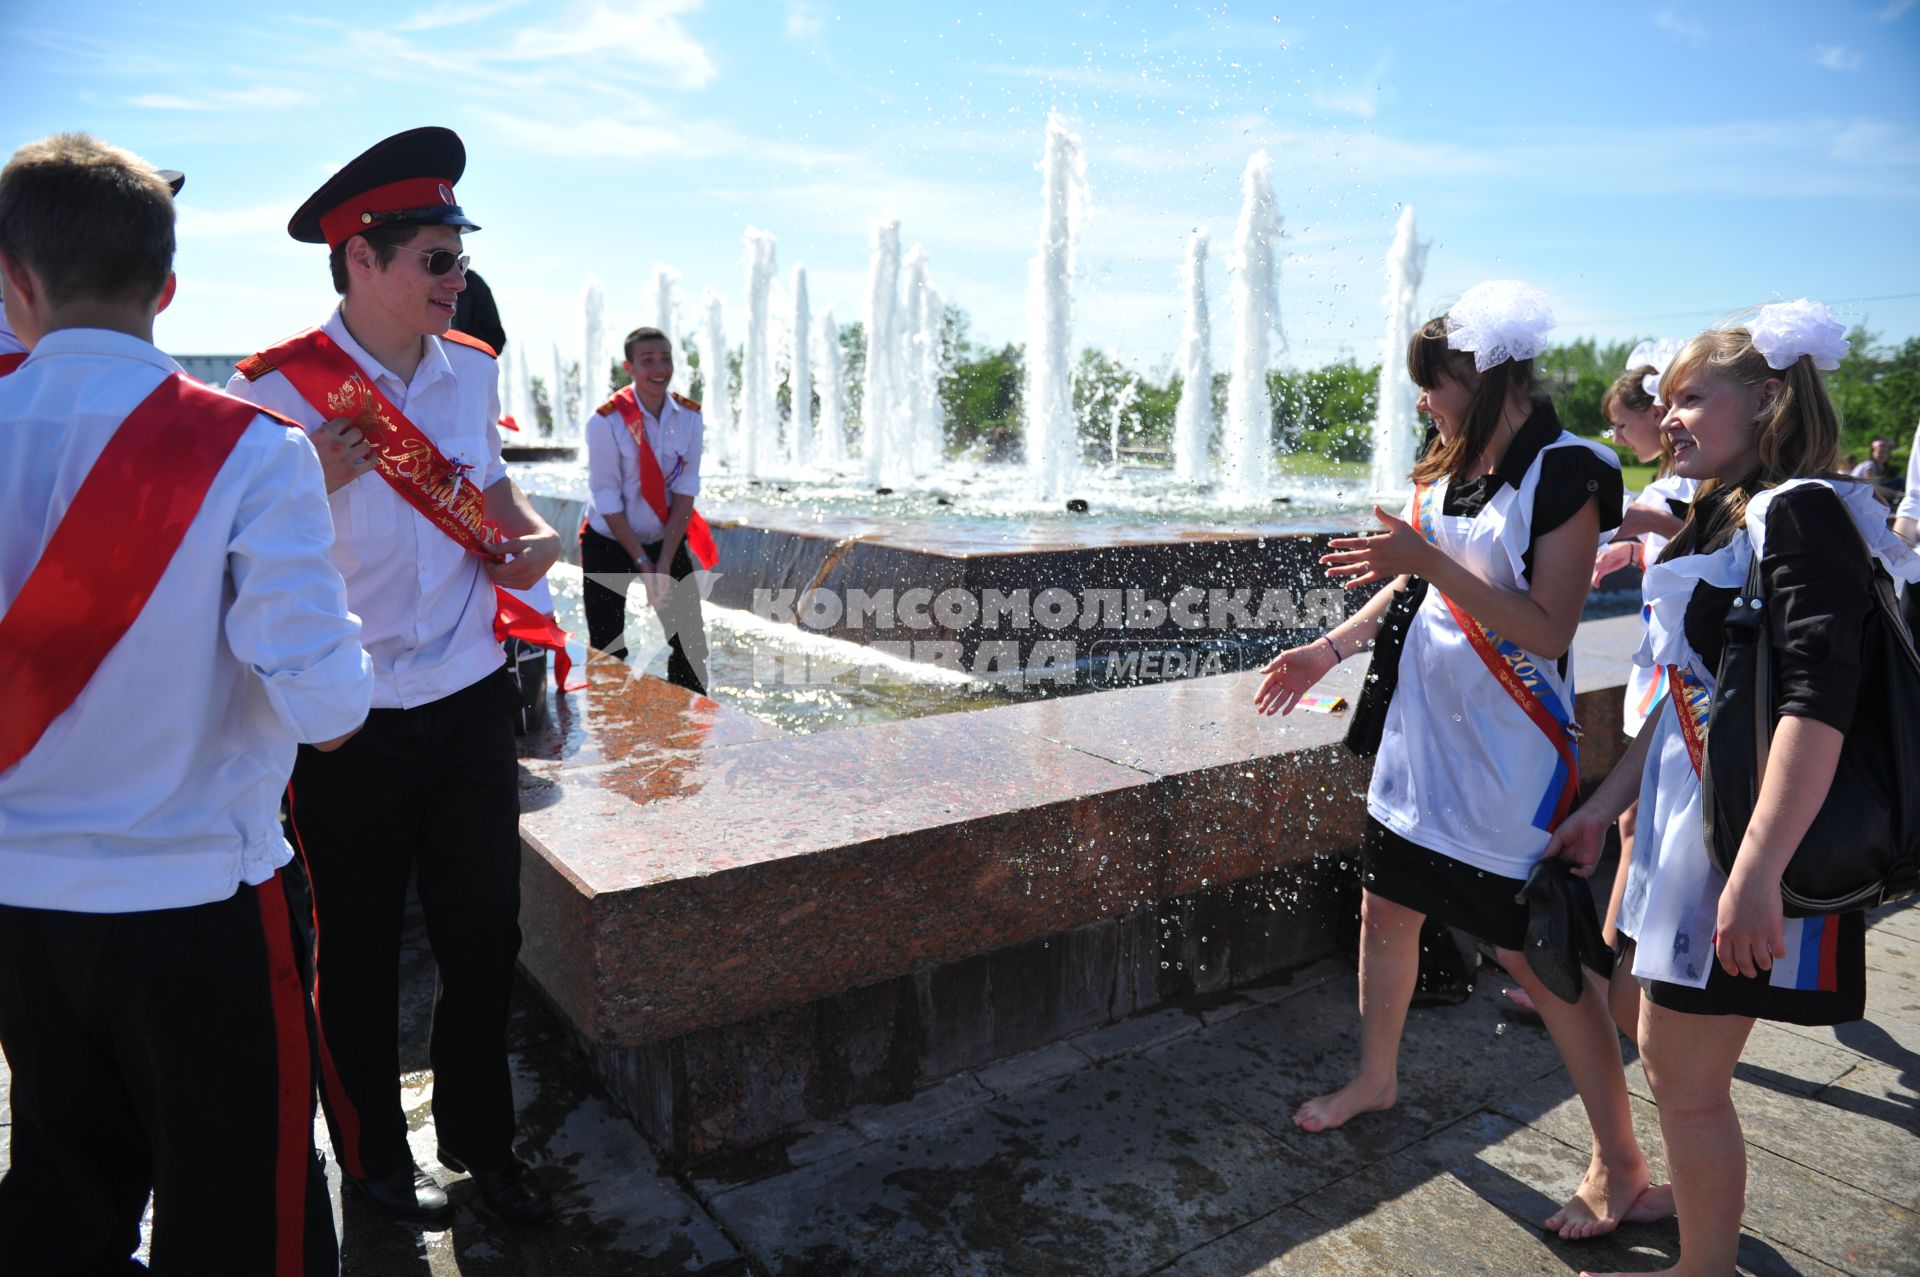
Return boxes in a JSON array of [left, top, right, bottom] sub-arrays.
[[1308, 54, 1396, 121], [503, 1, 715, 88], [1654, 9, 1706, 44], [128, 86, 312, 111], [398, 0, 528, 30], [785, 0, 824, 43], [1880, 0, 1915, 19], [174, 202, 298, 239], [1815, 44, 1864, 71], [1831, 118, 1920, 166]]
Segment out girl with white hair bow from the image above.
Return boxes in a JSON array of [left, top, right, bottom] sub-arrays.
[[1256, 280, 1660, 1240], [1548, 301, 1920, 1277]]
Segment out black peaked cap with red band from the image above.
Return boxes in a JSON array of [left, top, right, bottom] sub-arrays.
[[287, 126, 479, 249]]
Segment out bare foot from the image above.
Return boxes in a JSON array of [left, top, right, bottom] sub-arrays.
[[1543, 1152, 1653, 1240], [1293, 1077, 1396, 1132], [1623, 1180, 1675, 1223], [1504, 985, 1539, 1015]]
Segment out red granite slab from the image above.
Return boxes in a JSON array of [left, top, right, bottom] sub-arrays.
[[516, 616, 1645, 1054]]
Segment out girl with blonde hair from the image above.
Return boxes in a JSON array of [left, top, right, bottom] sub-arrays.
[[1548, 301, 1920, 1277]]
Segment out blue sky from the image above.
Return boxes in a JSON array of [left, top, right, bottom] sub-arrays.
[[5, 0, 1918, 380]]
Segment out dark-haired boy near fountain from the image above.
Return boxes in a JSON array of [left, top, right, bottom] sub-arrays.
[[579, 325, 714, 694], [0, 132, 372, 1273], [227, 126, 561, 1225]]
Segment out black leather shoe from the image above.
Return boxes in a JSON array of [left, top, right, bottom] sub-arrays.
[[438, 1149, 555, 1222], [351, 1163, 453, 1225]]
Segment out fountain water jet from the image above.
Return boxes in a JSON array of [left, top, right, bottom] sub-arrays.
[[739, 229, 779, 479], [697, 289, 733, 466], [788, 264, 813, 470], [901, 247, 945, 477], [1024, 112, 1088, 504], [815, 309, 847, 466], [1173, 230, 1215, 485], [551, 342, 575, 442], [582, 275, 607, 408], [648, 264, 686, 397], [1370, 206, 1429, 500], [1222, 152, 1282, 504], [862, 219, 905, 487]]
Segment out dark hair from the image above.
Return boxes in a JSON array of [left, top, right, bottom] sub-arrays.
[[327, 223, 421, 295], [1602, 366, 1657, 419], [1406, 315, 1537, 487], [623, 325, 670, 362], [0, 132, 174, 307]]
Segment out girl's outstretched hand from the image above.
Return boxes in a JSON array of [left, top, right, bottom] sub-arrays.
[[1322, 507, 1435, 590], [1253, 641, 1336, 716]]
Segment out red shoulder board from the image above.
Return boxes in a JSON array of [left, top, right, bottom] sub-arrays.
[[442, 330, 497, 359], [259, 406, 302, 430], [671, 392, 702, 412], [596, 395, 626, 419], [235, 351, 277, 382]]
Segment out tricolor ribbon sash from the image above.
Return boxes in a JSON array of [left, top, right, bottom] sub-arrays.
[[1669, 664, 1713, 778], [0, 375, 261, 771], [1413, 481, 1582, 831], [601, 385, 719, 571], [238, 330, 581, 692]]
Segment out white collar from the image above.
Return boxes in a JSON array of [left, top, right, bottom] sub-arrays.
[[323, 306, 454, 392], [22, 327, 180, 373]]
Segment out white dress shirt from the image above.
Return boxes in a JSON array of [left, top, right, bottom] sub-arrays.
[[584, 392, 702, 543], [0, 328, 373, 912], [228, 308, 508, 708], [0, 314, 24, 358]]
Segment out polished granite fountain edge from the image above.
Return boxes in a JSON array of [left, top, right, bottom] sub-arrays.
[[525, 489, 1373, 667], [514, 616, 1639, 1156]]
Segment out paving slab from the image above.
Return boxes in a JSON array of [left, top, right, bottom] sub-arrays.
[[707, 1054, 1316, 1277], [975, 1041, 1095, 1097], [1142, 971, 1567, 1179]]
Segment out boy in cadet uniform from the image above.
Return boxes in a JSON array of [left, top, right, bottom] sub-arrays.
[[227, 126, 561, 1224], [0, 132, 372, 1275], [579, 325, 717, 693]]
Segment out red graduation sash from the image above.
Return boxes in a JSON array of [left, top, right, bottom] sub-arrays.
[[0, 375, 260, 772], [1412, 481, 1582, 831], [238, 329, 581, 692], [1669, 665, 1712, 777], [0, 352, 26, 376], [601, 385, 719, 571]]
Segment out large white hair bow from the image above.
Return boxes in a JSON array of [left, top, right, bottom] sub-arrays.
[[1626, 337, 1684, 403], [1749, 299, 1849, 371], [1445, 280, 1556, 373]]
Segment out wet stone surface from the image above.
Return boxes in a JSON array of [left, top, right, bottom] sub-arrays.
[[4, 887, 1915, 1275]]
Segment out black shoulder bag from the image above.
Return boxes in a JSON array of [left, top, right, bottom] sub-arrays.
[[1344, 577, 1428, 758], [1701, 523, 1920, 915]]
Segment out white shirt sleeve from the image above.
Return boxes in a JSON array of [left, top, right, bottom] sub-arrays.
[[1901, 423, 1920, 523], [671, 411, 703, 498], [478, 367, 507, 490], [586, 414, 626, 518], [1851, 461, 1876, 479], [222, 420, 374, 743]]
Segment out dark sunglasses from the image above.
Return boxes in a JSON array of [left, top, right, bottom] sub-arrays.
[[392, 244, 470, 276]]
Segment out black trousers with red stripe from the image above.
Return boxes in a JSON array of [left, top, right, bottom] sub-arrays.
[[579, 523, 710, 694], [287, 666, 523, 1179], [0, 871, 336, 1276]]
